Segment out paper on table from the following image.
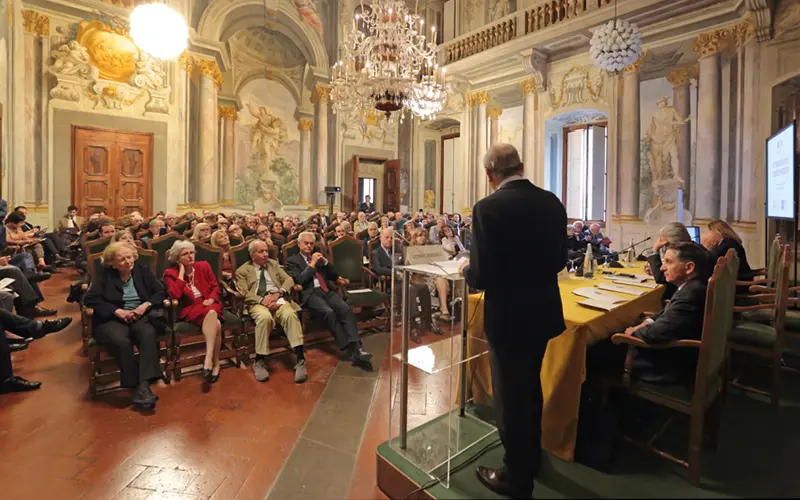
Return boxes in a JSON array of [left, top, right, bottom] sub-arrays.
[[572, 287, 628, 304], [578, 299, 618, 311], [347, 288, 374, 294], [401, 260, 462, 277], [611, 278, 658, 289], [634, 274, 655, 281], [596, 283, 647, 296]]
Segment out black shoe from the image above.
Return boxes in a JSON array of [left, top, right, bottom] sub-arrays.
[[39, 265, 57, 273], [430, 323, 443, 335], [132, 383, 157, 407], [410, 328, 422, 344], [475, 466, 531, 499], [203, 368, 213, 383], [28, 272, 51, 284], [0, 375, 42, 393], [30, 317, 72, 339], [19, 306, 57, 319], [345, 343, 373, 363], [10, 342, 29, 352]]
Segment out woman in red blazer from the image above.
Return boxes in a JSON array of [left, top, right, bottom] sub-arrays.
[[163, 240, 224, 383]]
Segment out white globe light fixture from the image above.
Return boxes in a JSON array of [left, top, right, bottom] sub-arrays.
[[589, 18, 642, 73], [130, 3, 189, 60]]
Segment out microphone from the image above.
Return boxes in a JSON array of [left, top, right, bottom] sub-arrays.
[[618, 236, 652, 254]]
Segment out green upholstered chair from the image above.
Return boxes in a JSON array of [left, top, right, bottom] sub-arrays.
[[611, 249, 739, 486], [729, 245, 793, 406], [165, 241, 242, 380], [84, 236, 111, 260], [147, 231, 185, 278], [231, 241, 251, 271], [172, 221, 191, 234], [85, 248, 172, 396], [328, 236, 390, 327]]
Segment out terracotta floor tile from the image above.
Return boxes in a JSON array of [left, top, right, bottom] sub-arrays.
[[128, 466, 199, 493]]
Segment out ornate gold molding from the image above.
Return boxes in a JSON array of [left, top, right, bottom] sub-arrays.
[[519, 77, 539, 96], [622, 49, 647, 75], [472, 90, 489, 106], [464, 91, 474, 108], [311, 84, 330, 104], [693, 17, 755, 57], [22, 10, 49, 37], [731, 220, 757, 232], [179, 53, 223, 88], [298, 119, 314, 131], [486, 106, 503, 119], [666, 64, 699, 86], [611, 214, 644, 224], [218, 105, 238, 120]]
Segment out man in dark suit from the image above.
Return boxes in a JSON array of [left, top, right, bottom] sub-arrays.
[[590, 242, 710, 384], [460, 143, 567, 498], [358, 195, 375, 213], [286, 232, 372, 365]]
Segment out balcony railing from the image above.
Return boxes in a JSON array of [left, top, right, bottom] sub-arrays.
[[442, 0, 614, 65]]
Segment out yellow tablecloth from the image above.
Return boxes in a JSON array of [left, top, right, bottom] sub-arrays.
[[465, 266, 663, 461]]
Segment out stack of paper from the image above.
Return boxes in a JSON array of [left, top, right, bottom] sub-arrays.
[[573, 287, 628, 311], [596, 283, 647, 296], [611, 278, 658, 289]]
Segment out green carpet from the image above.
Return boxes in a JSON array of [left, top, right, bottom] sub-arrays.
[[378, 384, 800, 498]]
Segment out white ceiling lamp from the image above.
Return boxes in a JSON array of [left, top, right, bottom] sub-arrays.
[[589, 0, 642, 73], [130, 2, 189, 60]]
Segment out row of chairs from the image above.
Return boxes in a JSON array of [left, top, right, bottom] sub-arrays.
[[80, 232, 391, 394]]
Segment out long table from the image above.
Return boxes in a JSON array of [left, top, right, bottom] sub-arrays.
[[465, 266, 663, 461]]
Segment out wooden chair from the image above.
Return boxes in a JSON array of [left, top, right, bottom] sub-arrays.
[[83, 236, 111, 260], [172, 221, 191, 234], [84, 249, 172, 396], [328, 236, 390, 330], [166, 241, 243, 380], [229, 235, 244, 247], [728, 245, 794, 406], [146, 231, 186, 278], [610, 249, 739, 486]]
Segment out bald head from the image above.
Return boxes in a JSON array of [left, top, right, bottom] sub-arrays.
[[483, 143, 524, 190], [380, 227, 393, 248]]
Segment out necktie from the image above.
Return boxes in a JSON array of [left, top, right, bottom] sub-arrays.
[[313, 262, 329, 292], [257, 267, 268, 297]]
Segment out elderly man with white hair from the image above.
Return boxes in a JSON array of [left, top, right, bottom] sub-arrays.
[[460, 143, 567, 498], [286, 231, 372, 366], [234, 239, 306, 383]]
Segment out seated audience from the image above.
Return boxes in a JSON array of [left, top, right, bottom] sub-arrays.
[[163, 241, 223, 383], [371, 228, 403, 289], [111, 229, 136, 247], [702, 219, 752, 279], [0, 255, 54, 318], [573, 220, 586, 236], [363, 222, 379, 256], [4, 211, 51, 271], [84, 242, 168, 409], [235, 240, 306, 383], [228, 224, 244, 242], [379, 216, 390, 229], [586, 223, 616, 261], [406, 228, 443, 339], [440, 225, 465, 259], [270, 221, 286, 249], [164, 213, 178, 232], [645, 222, 692, 300], [15, 206, 69, 265], [429, 218, 446, 244], [587, 242, 710, 385], [1, 309, 71, 393], [353, 212, 368, 233], [255, 225, 274, 247], [216, 217, 230, 233], [210, 230, 234, 279], [286, 232, 372, 365], [191, 222, 212, 243], [58, 204, 83, 231], [566, 225, 586, 263]]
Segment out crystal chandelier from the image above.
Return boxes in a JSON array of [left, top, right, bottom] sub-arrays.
[[130, 3, 189, 60], [589, 0, 642, 73], [331, 0, 448, 126]]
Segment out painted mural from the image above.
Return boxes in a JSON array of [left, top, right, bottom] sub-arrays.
[[235, 79, 300, 211], [497, 105, 524, 153], [638, 77, 697, 221], [295, 0, 323, 35]]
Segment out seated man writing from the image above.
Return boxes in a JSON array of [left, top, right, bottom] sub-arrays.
[[588, 242, 710, 385], [286, 232, 372, 366], [234, 240, 307, 384]]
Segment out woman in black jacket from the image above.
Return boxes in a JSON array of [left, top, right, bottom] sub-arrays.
[[84, 242, 168, 409], [704, 219, 752, 278]]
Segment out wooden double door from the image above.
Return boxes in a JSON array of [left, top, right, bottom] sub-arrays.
[[72, 126, 153, 219]]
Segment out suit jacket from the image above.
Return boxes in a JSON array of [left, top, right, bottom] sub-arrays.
[[84, 262, 168, 327], [567, 234, 588, 252], [631, 277, 707, 383], [371, 244, 402, 277], [359, 202, 375, 213], [58, 214, 84, 231], [162, 261, 221, 307], [285, 252, 339, 306], [234, 259, 300, 311], [463, 179, 567, 347]]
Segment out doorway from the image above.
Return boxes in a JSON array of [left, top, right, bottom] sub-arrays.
[[71, 126, 153, 219]]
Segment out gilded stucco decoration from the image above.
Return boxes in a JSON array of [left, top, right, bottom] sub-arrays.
[[548, 66, 604, 110], [692, 17, 755, 57], [218, 106, 239, 121], [47, 14, 171, 114], [22, 10, 50, 37], [179, 53, 224, 88]]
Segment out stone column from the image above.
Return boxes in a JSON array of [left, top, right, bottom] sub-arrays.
[[666, 66, 696, 206], [740, 36, 759, 223], [693, 35, 723, 221], [218, 106, 237, 205], [474, 90, 489, 200], [618, 55, 644, 218], [521, 78, 537, 181], [197, 72, 220, 206], [488, 106, 502, 145], [312, 84, 330, 204], [461, 92, 474, 212], [298, 119, 314, 205]]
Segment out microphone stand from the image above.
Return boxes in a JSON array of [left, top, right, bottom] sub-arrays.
[[618, 236, 652, 255]]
